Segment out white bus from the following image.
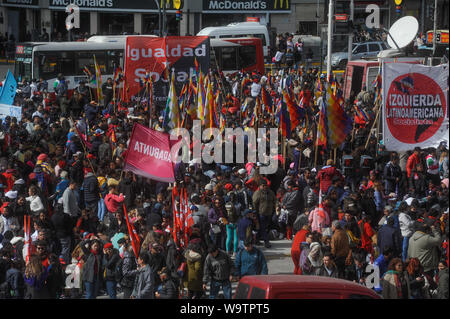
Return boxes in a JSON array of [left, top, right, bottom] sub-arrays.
[[14, 41, 124, 92], [197, 22, 270, 58], [14, 36, 264, 93]]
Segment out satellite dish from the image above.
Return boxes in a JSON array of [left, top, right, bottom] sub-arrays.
[[387, 16, 419, 49]]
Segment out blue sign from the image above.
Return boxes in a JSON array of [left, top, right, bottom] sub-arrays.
[[0, 70, 17, 105]]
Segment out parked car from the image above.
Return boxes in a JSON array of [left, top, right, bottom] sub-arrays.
[[327, 41, 388, 69], [234, 275, 381, 299]]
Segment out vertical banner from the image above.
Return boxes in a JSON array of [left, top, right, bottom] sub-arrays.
[[382, 63, 449, 151], [124, 36, 210, 110]]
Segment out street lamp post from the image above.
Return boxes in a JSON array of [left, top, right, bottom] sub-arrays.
[[347, 0, 354, 63], [154, 0, 162, 36], [432, 0, 438, 56], [326, 0, 334, 81]]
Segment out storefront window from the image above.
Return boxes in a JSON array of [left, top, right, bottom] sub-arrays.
[[143, 14, 160, 35], [99, 13, 134, 35], [202, 14, 246, 28], [52, 11, 90, 41]]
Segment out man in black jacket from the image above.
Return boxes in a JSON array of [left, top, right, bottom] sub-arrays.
[[82, 172, 99, 213], [203, 244, 235, 299], [51, 205, 73, 264], [314, 253, 340, 278], [377, 217, 402, 257]]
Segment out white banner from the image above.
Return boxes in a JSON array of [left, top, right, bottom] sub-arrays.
[[382, 63, 449, 151], [0, 103, 22, 121]]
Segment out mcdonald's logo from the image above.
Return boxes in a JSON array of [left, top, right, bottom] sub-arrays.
[[274, 0, 289, 9]]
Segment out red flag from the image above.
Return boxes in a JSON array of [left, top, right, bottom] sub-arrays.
[[171, 188, 179, 247], [184, 190, 194, 239], [123, 204, 141, 258]]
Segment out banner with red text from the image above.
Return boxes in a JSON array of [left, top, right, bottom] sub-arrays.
[[124, 36, 210, 109], [382, 63, 449, 151], [123, 123, 181, 183]]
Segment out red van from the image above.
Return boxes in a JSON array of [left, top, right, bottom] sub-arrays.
[[233, 275, 381, 299]]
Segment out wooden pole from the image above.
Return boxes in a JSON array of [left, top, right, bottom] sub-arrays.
[[314, 143, 319, 168], [334, 147, 337, 164], [364, 102, 381, 149]]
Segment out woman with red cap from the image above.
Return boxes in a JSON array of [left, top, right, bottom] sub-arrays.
[[102, 242, 120, 299]]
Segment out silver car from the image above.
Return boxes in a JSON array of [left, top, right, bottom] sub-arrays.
[[327, 41, 388, 69]]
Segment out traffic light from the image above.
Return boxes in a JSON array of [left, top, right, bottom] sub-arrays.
[[176, 10, 182, 21]]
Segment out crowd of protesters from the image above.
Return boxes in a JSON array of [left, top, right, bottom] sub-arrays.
[[0, 50, 448, 300]]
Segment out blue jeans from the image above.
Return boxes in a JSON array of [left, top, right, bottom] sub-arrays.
[[258, 215, 271, 243], [105, 280, 117, 299], [226, 223, 238, 253], [84, 280, 100, 299], [209, 280, 232, 299], [402, 236, 410, 262]]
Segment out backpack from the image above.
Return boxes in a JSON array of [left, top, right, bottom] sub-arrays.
[[299, 245, 313, 274]]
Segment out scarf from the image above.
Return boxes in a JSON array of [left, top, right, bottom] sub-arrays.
[[386, 270, 402, 298]]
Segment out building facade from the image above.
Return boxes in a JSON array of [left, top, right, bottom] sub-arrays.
[[1, 0, 448, 43]]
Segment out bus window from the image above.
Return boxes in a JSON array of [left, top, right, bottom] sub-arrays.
[[75, 51, 107, 76], [252, 34, 266, 46], [37, 51, 75, 80], [219, 35, 233, 38], [221, 47, 238, 70], [238, 45, 256, 69], [107, 50, 123, 72]]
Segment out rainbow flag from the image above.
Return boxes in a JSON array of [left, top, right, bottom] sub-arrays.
[[93, 55, 103, 103], [326, 86, 352, 146], [163, 71, 180, 129], [261, 87, 273, 113], [283, 90, 304, 129], [196, 72, 206, 123], [204, 77, 215, 128], [278, 98, 291, 139], [316, 99, 327, 147]]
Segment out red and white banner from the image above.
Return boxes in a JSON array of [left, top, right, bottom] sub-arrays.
[[382, 63, 449, 151], [123, 123, 181, 183], [124, 36, 210, 107]]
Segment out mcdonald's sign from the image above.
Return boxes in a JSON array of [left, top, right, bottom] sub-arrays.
[[203, 0, 291, 12]]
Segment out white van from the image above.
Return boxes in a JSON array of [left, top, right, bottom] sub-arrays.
[[197, 22, 270, 59]]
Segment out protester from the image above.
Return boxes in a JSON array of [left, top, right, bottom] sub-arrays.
[[234, 238, 268, 279], [202, 244, 234, 299], [381, 258, 411, 299]]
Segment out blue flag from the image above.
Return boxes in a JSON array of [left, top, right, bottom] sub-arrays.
[[0, 70, 17, 105]]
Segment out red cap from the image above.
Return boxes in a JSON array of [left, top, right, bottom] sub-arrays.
[[104, 243, 113, 249], [225, 183, 233, 192]]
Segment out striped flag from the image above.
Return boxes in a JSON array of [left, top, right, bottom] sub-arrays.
[[315, 98, 327, 147], [326, 86, 352, 146], [163, 71, 180, 130], [93, 55, 103, 103], [196, 71, 206, 123]]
